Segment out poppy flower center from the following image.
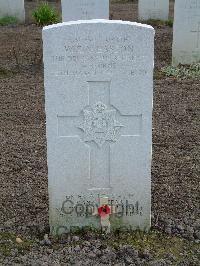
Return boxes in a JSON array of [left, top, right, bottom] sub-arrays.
[[98, 204, 111, 217]]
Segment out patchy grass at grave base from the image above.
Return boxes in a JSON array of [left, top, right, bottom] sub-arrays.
[[105, 230, 200, 263], [0, 67, 15, 78], [1, 230, 199, 263], [112, 229, 198, 262], [111, 0, 133, 3], [142, 19, 173, 27], [162, 63, 200, 79], [42, 228, 200, 261], [0, 16, 18, 26], [0, 232, 34, 256], [154, 69, 166, 80]]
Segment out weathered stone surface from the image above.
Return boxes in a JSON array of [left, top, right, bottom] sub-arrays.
[[61, 0, 109, 22], [0, 0, 25, 22], [172, 0, 200, 66], [42, 20, 154, 234], [138, 0, 169, 21]]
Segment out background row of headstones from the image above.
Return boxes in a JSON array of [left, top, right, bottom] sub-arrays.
[[0, 1, 200, 66], [62, 0, 169, 22], [0, 0, 171, 22]]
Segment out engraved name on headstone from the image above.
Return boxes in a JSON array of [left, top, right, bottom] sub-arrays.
[[138, 0, 169, 21], [0, 0, 25, 22], [43, 20, 154, 234], [61, 0, 109, 22], [172, 0, 200, 65]]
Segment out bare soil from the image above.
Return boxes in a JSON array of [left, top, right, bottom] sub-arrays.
[[0, 0, 199, 241]]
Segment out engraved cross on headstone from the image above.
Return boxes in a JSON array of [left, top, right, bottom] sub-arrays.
[[191, 22, 200, 48], [57, 81, 142, 191]]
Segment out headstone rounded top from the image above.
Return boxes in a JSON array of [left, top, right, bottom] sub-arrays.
[[43, 19, 155, 33]]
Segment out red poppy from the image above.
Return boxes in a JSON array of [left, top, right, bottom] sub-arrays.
[[98, 204, 111, 218]]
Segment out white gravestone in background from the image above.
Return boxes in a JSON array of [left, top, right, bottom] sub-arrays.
[[172, 0, 200, 66], [0, 0, 25, 22], [43, 20, 154, 234], [138, 0, 169, 21], [61, 0, 109, 22]]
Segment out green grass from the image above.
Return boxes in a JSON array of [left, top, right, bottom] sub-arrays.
[[0, 232, 33, 256], [0, 16, 18, 26], [105, 230, 200, 263], [111, 0, 134, 2], [162, 63, 200, 79], [1, 230, 199, 263], [165, 18, 173, 27], [143, 18, 173, 27], [154, 69, 165, 80], [0, 68, 15, 78], [60, 228, 199, 263], [32, 3, 59, 26]]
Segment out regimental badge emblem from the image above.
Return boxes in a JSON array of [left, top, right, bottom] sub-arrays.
[[78, 102, 124, 147]]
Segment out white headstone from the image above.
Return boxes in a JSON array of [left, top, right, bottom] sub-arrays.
[[138, 0, 169, 21], [172, 0, 200, 66], [43, 20, 154, 234], [61, 0, 109, 22], [0, 0, 25, 22]]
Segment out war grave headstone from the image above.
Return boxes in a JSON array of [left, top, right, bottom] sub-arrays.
[[172, 0, 200, 66], [61, 0, 109, 22], [138, 0, 169, 21], [0, 0, 25, 23], [42, 20, 154, 234]]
